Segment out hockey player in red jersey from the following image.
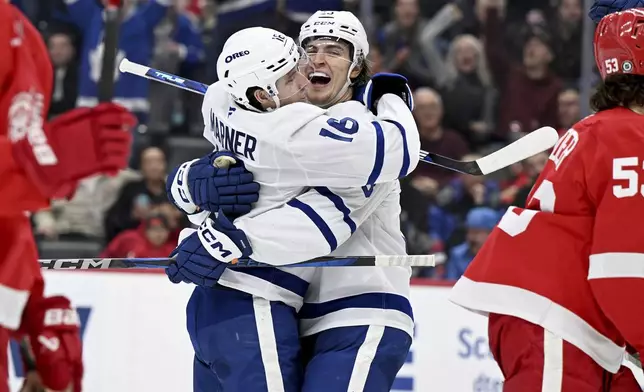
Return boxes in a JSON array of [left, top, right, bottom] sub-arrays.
[[450, 9, 644, 392], [0, 2, 135, 391]]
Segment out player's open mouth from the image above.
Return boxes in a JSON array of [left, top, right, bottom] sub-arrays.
[[309, 72, 332, 87]]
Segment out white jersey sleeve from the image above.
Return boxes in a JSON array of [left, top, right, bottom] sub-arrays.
[[234, 183, 396, 265], [286, 94, 421, 187]]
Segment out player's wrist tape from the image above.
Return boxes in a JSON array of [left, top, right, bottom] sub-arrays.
[[197, 215, 243, 263], [170, 159, 199, 214]]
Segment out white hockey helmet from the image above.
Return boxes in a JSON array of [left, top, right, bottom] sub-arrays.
[[298, 10, 370, 75], [217, 27, 304, 111]]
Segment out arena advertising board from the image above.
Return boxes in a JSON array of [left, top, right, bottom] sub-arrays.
[[7, 272, 503, 391]]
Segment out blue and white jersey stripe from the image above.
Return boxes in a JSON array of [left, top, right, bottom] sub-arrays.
[[219, 186, 363, 310]]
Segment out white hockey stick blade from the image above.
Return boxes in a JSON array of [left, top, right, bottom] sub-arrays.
[[475, 126, 560, 175], [623, 353, 644, 389]]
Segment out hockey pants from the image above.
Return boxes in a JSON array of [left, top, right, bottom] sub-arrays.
[[188, 285, 411, 392], [488, 313, 642, 392]]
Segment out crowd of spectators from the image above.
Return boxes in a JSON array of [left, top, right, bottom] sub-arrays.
[[14, 0, 588, 280]]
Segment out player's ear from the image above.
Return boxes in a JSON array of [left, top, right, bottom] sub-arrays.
[[253, 89, 276, 110], [349, 60, 363, 79]]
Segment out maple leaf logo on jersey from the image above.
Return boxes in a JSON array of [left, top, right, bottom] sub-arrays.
[[89, 41, 125, 82]]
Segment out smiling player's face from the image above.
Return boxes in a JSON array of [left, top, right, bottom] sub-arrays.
[[302, 39, 358, 108], [274, 66, 310, 106]]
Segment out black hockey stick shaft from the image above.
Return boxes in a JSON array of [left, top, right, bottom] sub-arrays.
[[39, 254, 435, 270], [98, 0, 122, 102]]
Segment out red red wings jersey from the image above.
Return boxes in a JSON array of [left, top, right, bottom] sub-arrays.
[[0, 3, 52, 215], [0, 4, 50, 330], [450, 107, 644, 373]]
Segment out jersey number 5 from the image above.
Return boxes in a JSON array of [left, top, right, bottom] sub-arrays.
[[319, 117, 359, 142], [498, 157, 644, 236], [497, 180, 556, 237]]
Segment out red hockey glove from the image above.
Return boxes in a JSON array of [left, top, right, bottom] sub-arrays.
[[20, 296, 83, 392], [10, 102, 135, 199]]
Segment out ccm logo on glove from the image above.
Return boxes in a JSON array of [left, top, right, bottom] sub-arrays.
[[198, 217, 243, 263], [175, 163, 193, 204]]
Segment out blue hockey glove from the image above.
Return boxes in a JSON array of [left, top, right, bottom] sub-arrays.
[[589, 0, 644, 22], [166, 211, 252, 287], [167, 151, 260, 219], [362, 73, 413, 115]]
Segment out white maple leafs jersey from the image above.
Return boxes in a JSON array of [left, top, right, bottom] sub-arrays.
[[201, 82, 420, 337]]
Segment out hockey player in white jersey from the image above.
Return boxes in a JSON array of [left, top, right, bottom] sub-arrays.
[[165, 19, 418, 392]]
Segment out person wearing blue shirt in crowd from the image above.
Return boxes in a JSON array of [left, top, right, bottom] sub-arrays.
[[428, 175, 500, 249], [445, 207, 500, 280], [590, 0, 644, 22], [62, 0, 172, 122]]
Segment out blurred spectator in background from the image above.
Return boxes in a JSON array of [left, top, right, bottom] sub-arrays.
[[47, 28, 80, 118], [557, 88, 581, 135], [147, 0, 205, 135], [429, 154, 501, 250], [104, 146, 169, 241], [101, 213, 176, 258], [367, 45, 384, 74], [400, 179, 437, 256], [434, 34, 497, 150], [481, 0, 562, 139], [550, 0, 583, 83], [33, 170, 142, 241], [416, 3, 463, 86], [410, 88, 470, 195], [508, 151, 550, 207], [499, 150, 549, 207], [378, 0, 434, 89], [280, 0, 345, 39], [11, 0, 69, 32], [444, 207, 500, 280], [205, 0, 279, 82], [63, 0, 171, 124]]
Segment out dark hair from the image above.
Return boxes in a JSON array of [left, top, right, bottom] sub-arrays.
[[590, 74, 644, 112], [245, 87, 265, 111], [352, 55, 372, 87]]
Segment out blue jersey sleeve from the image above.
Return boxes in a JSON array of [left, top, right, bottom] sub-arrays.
[[63, 0, 100, 32]]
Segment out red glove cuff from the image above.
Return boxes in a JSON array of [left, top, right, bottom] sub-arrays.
[[11, 103, 135, 199]]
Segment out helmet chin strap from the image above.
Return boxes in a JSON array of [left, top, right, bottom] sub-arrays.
[[270, 96, 281, 111]]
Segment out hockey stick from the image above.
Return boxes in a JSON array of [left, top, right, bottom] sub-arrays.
[[624, 353, 644, 390], [421, 126, 559, 175], [39, 254, 435, 270], [119, 58, 559, 175], [98, 0, 122, 102]]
